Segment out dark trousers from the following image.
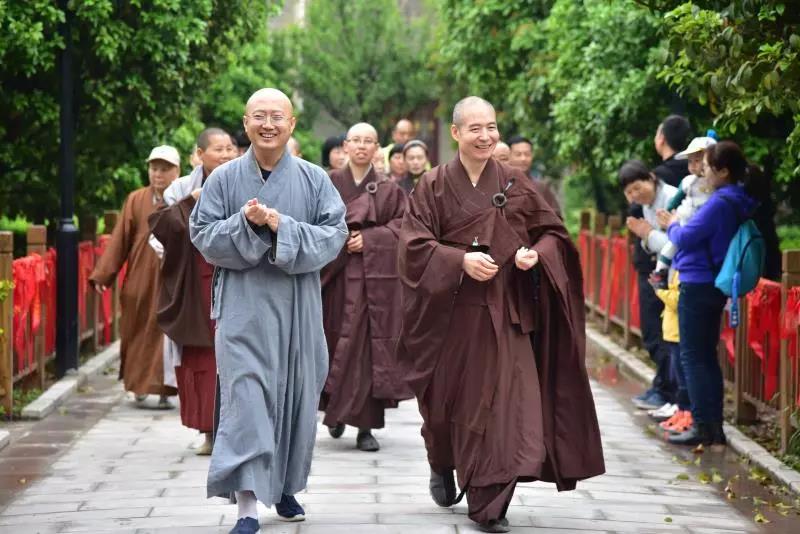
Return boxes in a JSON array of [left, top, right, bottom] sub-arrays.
[[678, 283, 726, 424], [637, 271, 675, 401], [667, 342, 690, 411]]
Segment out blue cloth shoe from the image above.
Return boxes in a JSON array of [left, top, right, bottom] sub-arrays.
[[632, 388, 654, 404], [275, 494, 305, 522], [229, 517, 259, 534], [633, 391, 668, 411]]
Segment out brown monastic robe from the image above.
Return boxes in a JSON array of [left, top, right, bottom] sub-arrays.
[[90, 186, 175, 396], [397, 157, 604, 523], [149, 195, 216, 431], [530, 179, 562, 218], [320, 166, 411, 430]]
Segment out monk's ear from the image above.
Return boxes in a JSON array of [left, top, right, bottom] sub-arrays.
[[450, 123, 459, 143], [242, 114, 248, 130], [288, 116, 297, 135]]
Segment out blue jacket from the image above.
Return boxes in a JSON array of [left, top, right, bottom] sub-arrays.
[[667, 184, 756, 284]]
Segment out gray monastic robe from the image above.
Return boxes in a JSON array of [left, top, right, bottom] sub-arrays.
[[189, 147, 347, 504]]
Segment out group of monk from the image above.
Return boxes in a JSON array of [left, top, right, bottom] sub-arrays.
[[89, 88, 603, 534]]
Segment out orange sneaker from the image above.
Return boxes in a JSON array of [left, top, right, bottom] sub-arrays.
[[665, 411, 693, 433], [659, 410, 684, 431]]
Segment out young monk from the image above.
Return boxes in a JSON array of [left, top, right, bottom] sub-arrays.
[[320, 122, 410, 452], [190, 88, 347, 534], [397, 97, 604, 533]]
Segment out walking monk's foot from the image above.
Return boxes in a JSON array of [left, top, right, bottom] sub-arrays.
[[196, 432, 213, 456], [275, 494, 305, 522], [328, 423, 345, 439], [156, 394, 173, 410], [479, 519, 510, 533], [134, 394, 148, 404], [356, 430, 380, 452], [428, 468, 456, 507], [228, 517, 259, 534]]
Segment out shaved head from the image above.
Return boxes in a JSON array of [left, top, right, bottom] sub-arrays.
[[392, 118, 415, 144], [347, 122, 379, 140], [452, 96, 495, 128], [245, 88, 294, 116], [493, 141, 510, 163]]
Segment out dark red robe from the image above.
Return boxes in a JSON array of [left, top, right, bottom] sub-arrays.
[[397, 156, 604, 523], [149, 195, 216, 432], [320, 166, 411, 429]]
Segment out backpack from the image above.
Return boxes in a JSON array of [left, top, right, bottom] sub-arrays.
[[712, 195, 765, 326]]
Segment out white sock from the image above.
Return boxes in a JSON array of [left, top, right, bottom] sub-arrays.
[[655, 260, 669, 272], [236, 490, 258, 520]]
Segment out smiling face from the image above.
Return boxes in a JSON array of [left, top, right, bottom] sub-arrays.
[[451, 102, 499, 164], [242, 89, 296, 158], [493, 142, 510, 163], [623, 178, 657, 206], [199, 134, 236, 174], [509, 141, 533, 172]]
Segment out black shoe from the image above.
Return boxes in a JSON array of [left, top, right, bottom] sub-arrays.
[[479, 519, 510, 533], [356, 431, 380, 452], [328, 423, 345, 439], [668, 422, 726, 446], [429, 468, 457, 507], [229, 517, 260, 534], [275, 493, 305, 522]]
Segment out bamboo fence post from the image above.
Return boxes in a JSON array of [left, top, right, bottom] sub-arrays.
[[0, 232, 14, 416], [780, 250, 800, 452]]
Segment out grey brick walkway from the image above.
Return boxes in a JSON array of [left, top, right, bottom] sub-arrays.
[[0, 380, 773, 533]]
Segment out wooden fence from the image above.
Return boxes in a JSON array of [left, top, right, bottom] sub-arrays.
[[578, 209, 800, 453], [0, 211, 122, 416]]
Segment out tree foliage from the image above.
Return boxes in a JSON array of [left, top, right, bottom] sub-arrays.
[[434, 0, 672, 214], [0, 0, 274, 223], [648, 1, 800, 184], [286, 0, 436, 137]]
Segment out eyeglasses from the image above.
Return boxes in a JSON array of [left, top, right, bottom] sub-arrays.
[[346, 138, 377, 146], [249, 114, 287, 126]]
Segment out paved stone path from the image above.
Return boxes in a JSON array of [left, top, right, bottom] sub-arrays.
[[0, 376, 782, 534]]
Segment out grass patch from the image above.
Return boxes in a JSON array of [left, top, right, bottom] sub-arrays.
[[0, 387, 43, 419]]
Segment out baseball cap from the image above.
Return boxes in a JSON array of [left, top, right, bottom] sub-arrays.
[[675, 136, 717, 160], [146, 145, 181, 167]]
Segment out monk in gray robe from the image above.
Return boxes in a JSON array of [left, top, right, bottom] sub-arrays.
[[190, 88, 347, 534]]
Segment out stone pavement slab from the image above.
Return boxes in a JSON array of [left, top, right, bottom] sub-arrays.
[[0, 373, 790, 534]]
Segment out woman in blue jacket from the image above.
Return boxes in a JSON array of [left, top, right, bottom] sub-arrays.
[[664, 141, 765, 447]]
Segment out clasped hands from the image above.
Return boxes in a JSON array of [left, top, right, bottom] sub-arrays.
[[346, 230, 363, 254], [244, 198, 280, 232], [462, 247, 539, 282], [655, 208, 679, 229]]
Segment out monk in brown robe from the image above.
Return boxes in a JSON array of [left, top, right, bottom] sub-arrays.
[[90, 145, 181, 408], [397, 97, 604, 533], [149, 129, 236, 454], [320, 122, 410, 452]]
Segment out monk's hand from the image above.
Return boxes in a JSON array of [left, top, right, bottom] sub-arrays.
[[264, 208, 280, 232], [244, 198, 270, 226], [92, 282, 107, 295], [191, 188, 202, 201], [346, 231, 363, 254], [515, 247, 539, 271], [463, 252, 499, 282]]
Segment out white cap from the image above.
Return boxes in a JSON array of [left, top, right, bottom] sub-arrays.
[[676, 136, 717, 160], [146, 145, 181, 167]]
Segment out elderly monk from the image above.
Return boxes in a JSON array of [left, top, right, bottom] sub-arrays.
[[493, 141, 510, 163], [190, 88, 347, 534], [397, 97, 604, 533], [149, 128, 236, 456], [383, 118, 415, 167], [90, 146, 180, 408], [320, 122, 410, 452]]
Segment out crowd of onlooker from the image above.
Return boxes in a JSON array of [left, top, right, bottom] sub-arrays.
[[619, 115, 781, 447]]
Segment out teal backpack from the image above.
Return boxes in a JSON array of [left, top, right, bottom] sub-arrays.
[[712, 195, 765, 327]]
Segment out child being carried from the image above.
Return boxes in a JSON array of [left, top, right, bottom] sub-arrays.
[[649, 131, 717, 290]]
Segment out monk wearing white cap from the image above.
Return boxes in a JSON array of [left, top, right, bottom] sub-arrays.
[[90, 145, 181, 408]]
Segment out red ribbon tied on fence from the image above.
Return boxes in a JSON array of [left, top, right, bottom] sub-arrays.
[[747, 279, 781, 400], [12, 254, 46, 373]]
